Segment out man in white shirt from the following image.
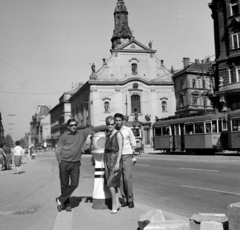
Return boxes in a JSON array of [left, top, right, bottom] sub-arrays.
[[114, 113, 136, 208]]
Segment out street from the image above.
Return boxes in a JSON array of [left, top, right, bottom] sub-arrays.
[[133, 153, 240, 217], [0, 152, 239, 229]]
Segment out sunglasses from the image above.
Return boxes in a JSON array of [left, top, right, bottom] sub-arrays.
[[69, 124, 77, 127], [107, 123, 115, 126]]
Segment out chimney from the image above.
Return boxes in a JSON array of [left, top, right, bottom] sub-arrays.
[[195, 59, 199, 64], [183, 57, 190, 68], [160, 60, 164, 65]]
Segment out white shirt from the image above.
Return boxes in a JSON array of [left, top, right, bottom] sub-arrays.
[[120, 125, 137, 155], [13, 146, 24, 156]]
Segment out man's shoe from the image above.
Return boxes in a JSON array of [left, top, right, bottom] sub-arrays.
[[56, 198, 62, 212], [65, 206, 72, 212], [128, 201, 134, 208], [121, 202, 129, 207]]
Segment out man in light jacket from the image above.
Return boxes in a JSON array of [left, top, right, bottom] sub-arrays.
[[114, 113, 136, 209]]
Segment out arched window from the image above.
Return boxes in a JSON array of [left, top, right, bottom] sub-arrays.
[[104, 101, 110, 113], [162, 101, 167, 112], [131, 63, 138, 75], [131, 95, 141, 113]]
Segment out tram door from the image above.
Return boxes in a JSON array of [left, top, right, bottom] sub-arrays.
[[180, 124, 185, 151], [170, 125, 175, 151]]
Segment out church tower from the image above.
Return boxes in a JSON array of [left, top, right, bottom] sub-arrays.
[[111, 0, 133, 49]]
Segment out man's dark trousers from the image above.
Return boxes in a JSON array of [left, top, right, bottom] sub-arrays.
[[59, 160, 81, 208]]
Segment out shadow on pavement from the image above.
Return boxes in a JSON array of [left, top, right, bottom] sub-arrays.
[[70, 196, 93, 209], [13, 171, 26, 174], [148, 152, 240, 156]]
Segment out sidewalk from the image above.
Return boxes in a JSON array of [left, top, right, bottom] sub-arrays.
[[52, 168, 188, 230]]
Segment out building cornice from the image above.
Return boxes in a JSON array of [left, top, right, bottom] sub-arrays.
[[89, 78, 173, 86]]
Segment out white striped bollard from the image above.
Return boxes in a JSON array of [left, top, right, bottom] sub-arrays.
[[91, 132, 111, 209]]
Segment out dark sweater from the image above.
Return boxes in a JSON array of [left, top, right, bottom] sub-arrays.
[[55, 127, 106, 162]]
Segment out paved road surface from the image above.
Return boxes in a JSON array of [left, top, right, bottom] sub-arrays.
[[0, 152, 239, 229], [133, 153, 240, 217]]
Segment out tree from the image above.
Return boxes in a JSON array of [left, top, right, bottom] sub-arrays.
[[5, 134, 14, 147]]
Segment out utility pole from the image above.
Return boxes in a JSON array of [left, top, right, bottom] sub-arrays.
[[125, 95, 128, 117]]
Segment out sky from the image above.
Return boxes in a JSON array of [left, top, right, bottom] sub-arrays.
[[0, 0, 215, 141]]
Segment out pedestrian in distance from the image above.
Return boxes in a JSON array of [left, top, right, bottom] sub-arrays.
[[55, 118, 107, 212], [0, 144, 6, 171], [13, 141, 24, 174], [29, 145, 34, 159], [114, 113, 137, 209], [3, 144, 12, 170], [104, 116, 123, 214]]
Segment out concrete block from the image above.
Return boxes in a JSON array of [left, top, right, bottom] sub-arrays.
[[189, 220, 200, 230], [189, 213, 228, 230], [227, 202, 240, 230], [138, 210, 166, 230], [190, 213, 228, 223], [200, 221, 223, 230], [144, 220, 189, 230]]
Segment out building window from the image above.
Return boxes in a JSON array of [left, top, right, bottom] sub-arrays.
[[202, 79, 206, 89], [232, 33, 240, 49], [192, 79, 196, 88], [180, 95, 184, 107], [192, 95, 198, 106], [131, 63, 138, 75], [203, 97, 207, 107], [230, 0, 239, 16], [162, 101, 167, 112], [230, 67, 237, 83], [131, 95, 141, 113], [104, 101, 110, 113], [180, 80, 184, 90]]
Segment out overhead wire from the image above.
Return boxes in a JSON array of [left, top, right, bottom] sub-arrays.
[[0, 91, 61, 95], [1, 54, 217, 123], [0, 58, 63, 93]]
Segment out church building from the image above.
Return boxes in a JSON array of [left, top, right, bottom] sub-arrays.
[[70, 0, 175, 148]]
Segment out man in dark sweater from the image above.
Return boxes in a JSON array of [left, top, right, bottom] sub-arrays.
[[55, 118, 106, 212]]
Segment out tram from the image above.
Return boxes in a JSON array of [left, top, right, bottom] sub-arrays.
[[152, 113, 227, 153], [227, 109, 240, 150]]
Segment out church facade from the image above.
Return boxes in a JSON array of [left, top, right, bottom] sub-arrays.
[[70, 0, 175, 147]]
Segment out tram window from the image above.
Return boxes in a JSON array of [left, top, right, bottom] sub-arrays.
[[155, 128, 162, 136], [206, 122, 211, 133], [162, 126, 170, 136], [212, 120, 217, 133], [185, 124, 194, 134], [175, 125, 180, 135], [195, 122, 204, 134], [223, 120, 227, 130], [232, 118, 240, 131], [218, 120, 222, 132]]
